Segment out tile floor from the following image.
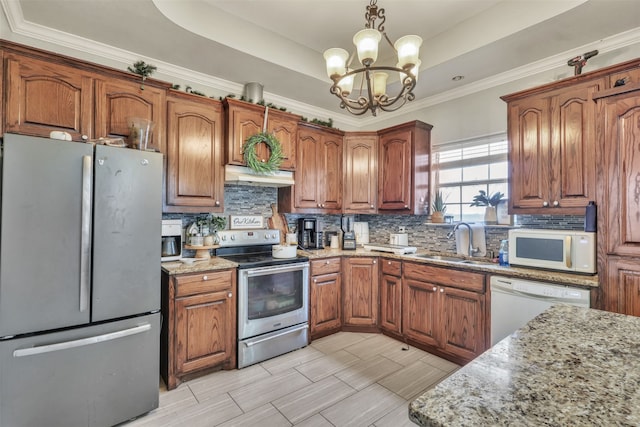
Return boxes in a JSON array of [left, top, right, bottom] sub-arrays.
[[121, 332, 459, 427]]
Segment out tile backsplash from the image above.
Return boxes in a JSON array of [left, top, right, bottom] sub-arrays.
[[163, 184, 587, 257]]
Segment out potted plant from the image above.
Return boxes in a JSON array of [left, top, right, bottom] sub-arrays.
[[470, 190, 504, 224], [431, 191, 447, 223]]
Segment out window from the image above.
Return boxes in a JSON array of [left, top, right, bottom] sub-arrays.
[[433, 133, 508, 222]]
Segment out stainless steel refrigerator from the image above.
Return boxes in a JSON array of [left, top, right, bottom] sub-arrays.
[[0, 134, 162, 427]]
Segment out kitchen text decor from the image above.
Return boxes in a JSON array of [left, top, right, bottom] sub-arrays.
[[230, 215, 265, 229]]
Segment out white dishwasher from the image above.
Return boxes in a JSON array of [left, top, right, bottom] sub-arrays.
[[490, 276, 590, 346]]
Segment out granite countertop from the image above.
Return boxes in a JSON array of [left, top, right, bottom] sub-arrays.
[[161, 246, 598, 287], [161, 257, 237, 275], [409, 305, 640, 426]]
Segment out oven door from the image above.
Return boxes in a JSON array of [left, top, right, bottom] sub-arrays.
[[237, 262, 309, 340]]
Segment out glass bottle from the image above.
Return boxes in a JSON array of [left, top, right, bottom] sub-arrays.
[[499, 239, 509, 266]]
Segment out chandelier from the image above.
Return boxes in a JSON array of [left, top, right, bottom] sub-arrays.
[[323, 0, 422, 116]]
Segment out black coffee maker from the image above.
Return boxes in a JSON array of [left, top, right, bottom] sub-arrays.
[[298, 218, 317, 249]]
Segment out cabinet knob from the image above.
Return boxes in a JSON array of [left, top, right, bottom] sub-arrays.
[[215, 201, 220, 206], [542, 201, 549, 207], [373, 260, 377, 264], [440, 288, 444, 293], [313, 278, 317, 283], [388, 261, 391, 265], [202, 275, 208, 281], [228, 292, 233, 298], [326, 260, 330, 264], [370, 205, 374, 208], [433, 287, 437, 292], [404, 205, 408, 209], [317, 203, 321, 207], [321, 204, 326, 208], [81, 135, 89, 141], [553, 200, 559, 207]]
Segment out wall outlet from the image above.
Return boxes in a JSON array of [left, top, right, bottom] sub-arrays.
[[399, 226, 406, 233]]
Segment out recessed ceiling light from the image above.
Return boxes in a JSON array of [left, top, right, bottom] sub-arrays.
[[452, 75, 464, 81]]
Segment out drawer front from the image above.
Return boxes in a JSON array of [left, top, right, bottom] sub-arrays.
[[174, 269, 233, 297], [311, 257, 341, 276], [403, 262, 485, 293], [381, 258, 402, 276]]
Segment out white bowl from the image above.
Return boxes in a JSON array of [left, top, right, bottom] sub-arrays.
[[272, 244, 297, 258]]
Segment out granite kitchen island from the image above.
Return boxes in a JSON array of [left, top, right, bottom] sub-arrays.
[[409, 305, 640, 426]]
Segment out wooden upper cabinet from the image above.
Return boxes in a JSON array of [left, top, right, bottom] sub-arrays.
[[94, 78, 166, 150], [279, 123, 343, 213], [595, 85, 640, 257], [504, 78, 604, 214], [165, 91, 224, 213], [4, 53, 93, 140], [343, 132, 378, 213], [377, 121, 432, 214], [224, 98, 300, 170]]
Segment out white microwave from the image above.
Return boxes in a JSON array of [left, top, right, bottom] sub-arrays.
[[508, 229, 596, 274]]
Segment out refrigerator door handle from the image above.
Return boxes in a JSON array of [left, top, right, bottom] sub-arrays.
[[80, 155, 93, 313], [12, 323, 152, 357]]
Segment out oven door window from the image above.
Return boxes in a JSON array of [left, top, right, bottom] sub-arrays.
[[247, 269, 304, 320]]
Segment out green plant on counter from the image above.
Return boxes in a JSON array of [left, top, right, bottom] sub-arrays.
[[432, 190, 447, 213], [470, 190, 504, 207], [209, 215, 227, 231]]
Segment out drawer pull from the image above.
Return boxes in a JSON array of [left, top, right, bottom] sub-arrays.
[[202, 275, 208, 281]]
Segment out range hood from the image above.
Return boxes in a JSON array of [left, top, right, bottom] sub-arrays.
[[224, 164, 294, 187]]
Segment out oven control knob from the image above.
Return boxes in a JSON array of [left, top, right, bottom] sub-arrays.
[[220, 235, 226, 241], [230, 236, 236, 241]]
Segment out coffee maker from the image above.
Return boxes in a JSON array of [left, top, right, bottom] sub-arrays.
[[298, 218, 323, 249]]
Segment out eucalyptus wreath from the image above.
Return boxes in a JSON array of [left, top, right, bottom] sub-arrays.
[[243, 132, 284, 173]]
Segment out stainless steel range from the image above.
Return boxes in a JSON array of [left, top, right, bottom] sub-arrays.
[[214, 229, 309, 368]]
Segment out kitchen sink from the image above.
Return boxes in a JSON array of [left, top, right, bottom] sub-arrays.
[[412, 254, 467, 262], [412, 254, 491, 265]]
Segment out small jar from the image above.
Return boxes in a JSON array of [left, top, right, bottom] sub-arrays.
[[203, 235, 215, 246], [191, 234, 204, 247]]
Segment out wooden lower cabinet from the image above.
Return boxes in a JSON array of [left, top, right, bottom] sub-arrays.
[[342, 257, 379, 330], [603, 258, 640, 316], [402, 262, 486, 363], [161, 269, 236, 390], [310, 258, 342, 339], [380, 259, 402, 334]]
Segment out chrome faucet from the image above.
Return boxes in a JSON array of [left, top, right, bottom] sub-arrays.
[[447, 222, 478, 257]]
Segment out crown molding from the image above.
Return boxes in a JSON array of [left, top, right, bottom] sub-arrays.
[[2, 0, 639, 131]]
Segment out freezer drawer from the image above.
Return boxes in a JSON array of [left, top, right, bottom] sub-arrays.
[[0, 313, 160, 427]]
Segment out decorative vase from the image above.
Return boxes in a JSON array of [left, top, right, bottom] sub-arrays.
[[484, 206, 497, 224], [431, 212, 445, 223]]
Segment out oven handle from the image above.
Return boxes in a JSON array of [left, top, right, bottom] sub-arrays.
[[244, 262, 310, 277], [243, 324, 309, 347]]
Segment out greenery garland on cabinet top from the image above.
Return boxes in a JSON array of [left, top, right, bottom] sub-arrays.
[[243, 132, 284, 173]]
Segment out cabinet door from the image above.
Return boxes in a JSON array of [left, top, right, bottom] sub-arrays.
[[601, 93, 640, 257], [94, 79, 165, 149], [440, 286, 484, 360], [343, 258, 378, 327], [605, 258, 640, 316], [344, 134, 377, 213], [378, 128, 412, 211], [165, 95, 224, 212], [310, 272, 342, 337], [268, 113, 298, 170], [319, 134, 343, 211], [508, 96, 552, 211], [380, 273, 402, 334], [402, 278, 439, 347], [295, 128, 321, 209], [175, 290, 234, 375], [5, 54, 93, 140], [550, 80, 602, 210], [226, 103, 262, 165]]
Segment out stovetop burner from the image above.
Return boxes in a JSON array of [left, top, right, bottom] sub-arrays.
[[214, 230, 308, 269]]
